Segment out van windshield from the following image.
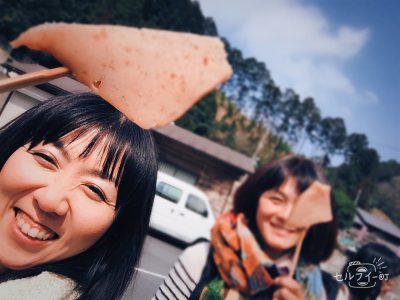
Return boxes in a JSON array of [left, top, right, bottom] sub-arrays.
[[156, 181, 183, 203]]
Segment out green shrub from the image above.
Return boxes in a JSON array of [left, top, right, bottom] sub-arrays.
[[334, 190, 356, 229]]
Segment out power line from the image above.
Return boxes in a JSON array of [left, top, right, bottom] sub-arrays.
[[369, 140, 400, 152]]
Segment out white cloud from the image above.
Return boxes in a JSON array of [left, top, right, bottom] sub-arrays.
[[363, 90, 380, 104], [200, 0, 375, 119]]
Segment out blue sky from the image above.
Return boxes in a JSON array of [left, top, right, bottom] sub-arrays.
[[200, 0, 399, 162]]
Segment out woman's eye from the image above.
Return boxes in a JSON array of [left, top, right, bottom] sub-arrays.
[[31, 151, 57, 168], [270, 197, 284, 204], [85, 184, 107, 202]]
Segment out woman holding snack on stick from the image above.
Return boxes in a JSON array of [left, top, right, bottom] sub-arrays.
[[154, 155, 349, 300], [0, 21, 233, 299]]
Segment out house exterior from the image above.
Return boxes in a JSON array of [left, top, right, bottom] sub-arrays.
[[0, 60, 255, 216], [153, 124, 254, 214], [353, 208, 400, 254]]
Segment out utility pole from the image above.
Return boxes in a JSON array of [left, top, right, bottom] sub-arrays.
[[354, 188, 362, 207]]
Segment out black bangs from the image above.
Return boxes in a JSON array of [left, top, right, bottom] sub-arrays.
[[0, 92, 158, 300], [21, 93, 131, 188], [282, 157, 321, 193], [82, 130, 129, 188], [30, 126, 131, 189], [1, 92, 156, 208], [77, 123, 134, 189]]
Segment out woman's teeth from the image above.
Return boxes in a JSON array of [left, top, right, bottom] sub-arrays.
[[16, 213, 55, 241], [271, 223, 296, 233]]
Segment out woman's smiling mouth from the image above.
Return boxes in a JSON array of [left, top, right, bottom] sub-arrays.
[[14, 208, 58, 241], [270, 222, 297, 235]]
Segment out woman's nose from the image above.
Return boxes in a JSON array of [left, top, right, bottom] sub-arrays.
[[276, 203, 294, 221], [33, 183, 69, 216]]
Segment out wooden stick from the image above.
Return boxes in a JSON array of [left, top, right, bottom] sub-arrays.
[[0, 67, 70, 93], [290, 229, 307, 277]]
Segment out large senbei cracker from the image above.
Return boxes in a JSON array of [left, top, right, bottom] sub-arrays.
[[286, 181, 333, 229], [11, 23, 232, 128]]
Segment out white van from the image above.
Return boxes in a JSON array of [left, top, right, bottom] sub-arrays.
[[149, 172, 215, 244]]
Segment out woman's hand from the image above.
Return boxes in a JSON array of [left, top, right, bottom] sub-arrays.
[[272, 276, 305, 300]]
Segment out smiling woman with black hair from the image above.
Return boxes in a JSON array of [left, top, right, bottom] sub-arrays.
[[0, 93, 158, 299], [154, 155, 349, 300]]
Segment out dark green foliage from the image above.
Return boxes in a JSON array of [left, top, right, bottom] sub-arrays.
[[0, 0, 217, 66], [330, 134, 380, 208], [0, 0, 215, 40], [372, 161, 400, 226], [317, 117, 347, 156], [328, 137, 399, 225], [222, 39, 272, 111], [176, 91, 217, 137], [377, 160, 400, 181], [333, 189, 356, 228], [373, 176, 400, 226]]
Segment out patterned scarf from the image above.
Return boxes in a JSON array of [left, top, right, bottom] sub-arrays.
[[200, 212, 325, 300]]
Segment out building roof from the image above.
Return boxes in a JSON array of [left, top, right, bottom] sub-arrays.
[[355, 208, 400, 239], [154, 124, 255, 173], [2, 60, 255, 174]]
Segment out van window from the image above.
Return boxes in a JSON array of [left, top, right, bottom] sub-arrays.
[[156, 182, 182, 203], [186, 194, 208, 217]]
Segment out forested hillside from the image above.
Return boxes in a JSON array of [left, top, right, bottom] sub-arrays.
[[0, 0, 398, 227]]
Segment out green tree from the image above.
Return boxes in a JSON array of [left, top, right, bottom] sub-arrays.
[[300, 97, 321, 145], [277, 89, 303, 144], [374, 176, 400, 226], [176, 91, 217, 137], [333, 189, 356, 229], [370, 160, 400, 226], [334, 133, 380, 208], [222, 39, 273, 114], [377, 160, 400, 181], [1, 0, 217, 66], [344, 133, 368, 162], [256, 80, 283, 130], [317, 117, 347, 159]]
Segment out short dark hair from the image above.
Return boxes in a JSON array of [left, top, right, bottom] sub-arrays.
[[233, 155, 337, 264], [0, 93, 158, 299]]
